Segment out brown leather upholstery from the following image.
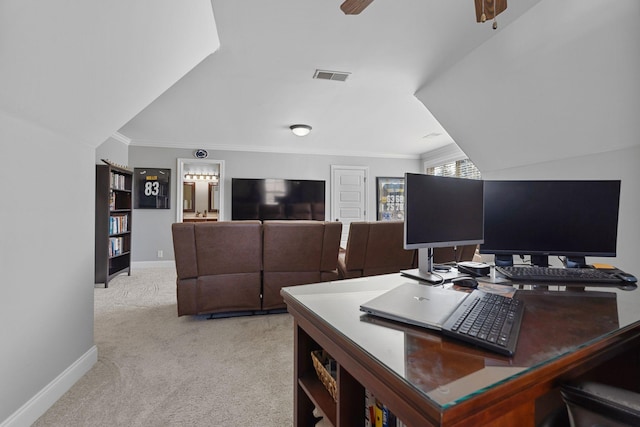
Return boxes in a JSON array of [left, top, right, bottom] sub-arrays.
[[338, 221, 417, 279], [262, 220, 342, 310], [172, 221, 263, 316], [172, 220, 342, 316], [432, 244, 478, 264]]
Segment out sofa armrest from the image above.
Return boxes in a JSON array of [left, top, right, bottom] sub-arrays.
[[171, 223, 198, 279]]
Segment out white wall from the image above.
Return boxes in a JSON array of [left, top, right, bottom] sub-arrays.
[[416, 0, 640, 173], [96, 135, 130, 167], [0, 111, 96, 425], [128, 146, 422, 262], [482, 146, 640, 272], [0, 1, 220, 424], [416, 0, 640, 272]]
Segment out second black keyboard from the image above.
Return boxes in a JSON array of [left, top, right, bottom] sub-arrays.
[[496, 266, 622, 284], [441, 290, 524, 356]]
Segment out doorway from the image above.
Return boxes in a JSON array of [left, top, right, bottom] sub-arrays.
[[331, 165, 369, 247], [176, 158, 225, 223]]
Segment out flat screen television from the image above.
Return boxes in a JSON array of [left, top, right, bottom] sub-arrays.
[[231, 178, 326, 221], [403, 173, 484, 282], [480, 180, 621, 267]]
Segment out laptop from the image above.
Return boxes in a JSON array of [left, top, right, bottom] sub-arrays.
[[359, 281, 525, 356], [359, 282, 469, 331]]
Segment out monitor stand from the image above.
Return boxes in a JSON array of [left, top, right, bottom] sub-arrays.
[[530, 255, 550, 267], [401, 248, 462, 284]]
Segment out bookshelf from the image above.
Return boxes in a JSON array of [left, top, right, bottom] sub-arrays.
[[95, 164, 132, 287]]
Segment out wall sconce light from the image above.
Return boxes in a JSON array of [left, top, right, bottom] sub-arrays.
[[290, 124, 312, 137], [184, 173, 218, 181]]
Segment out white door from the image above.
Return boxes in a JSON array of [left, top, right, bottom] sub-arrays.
[[331, 165, 368, 248]]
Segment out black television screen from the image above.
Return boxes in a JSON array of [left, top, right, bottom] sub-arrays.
[[480, 180, 621, 264], [232, 178, 326, 220], [404, 173, 484, 250]]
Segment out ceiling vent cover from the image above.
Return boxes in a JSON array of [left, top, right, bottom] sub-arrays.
[[313, 69, 351, 82]]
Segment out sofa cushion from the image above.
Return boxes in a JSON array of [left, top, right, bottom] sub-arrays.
[[263, 220, 325, 271], [262, 220, 342, 310], [194, 221, 262, 276]]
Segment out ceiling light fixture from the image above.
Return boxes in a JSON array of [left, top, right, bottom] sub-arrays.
[[290, 124, 312, 137]]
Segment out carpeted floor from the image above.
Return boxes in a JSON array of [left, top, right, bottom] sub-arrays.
[[33, 267, 294, 426]]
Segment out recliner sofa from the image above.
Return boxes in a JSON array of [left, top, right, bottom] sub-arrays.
[[337, 221, 417, 279], [172, 220, 342, 316]]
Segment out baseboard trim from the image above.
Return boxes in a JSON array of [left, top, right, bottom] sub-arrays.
[[1, 346, 98, 427], [132, 260, 175, 269]]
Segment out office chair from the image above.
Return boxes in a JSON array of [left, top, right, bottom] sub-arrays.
[[560, 381, 640, 427]]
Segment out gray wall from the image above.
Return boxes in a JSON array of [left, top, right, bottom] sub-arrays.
[[0, 111, 95, 423], [128, 145, 422, 262]]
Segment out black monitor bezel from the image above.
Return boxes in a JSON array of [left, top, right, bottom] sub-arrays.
[[480, 180, 621, 258], [403, 173, 485, 250]]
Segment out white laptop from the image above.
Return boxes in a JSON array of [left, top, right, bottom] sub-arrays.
[[359, 282, 470, 330]]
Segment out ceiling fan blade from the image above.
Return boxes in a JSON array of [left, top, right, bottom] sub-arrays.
[[474, 0, 507, 22], [340, 0, 374, 15]]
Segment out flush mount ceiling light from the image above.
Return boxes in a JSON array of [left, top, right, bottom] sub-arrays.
[[290, 124, 312, 137]]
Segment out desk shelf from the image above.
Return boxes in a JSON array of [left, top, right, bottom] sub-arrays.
[[295, 325, 367, 426]]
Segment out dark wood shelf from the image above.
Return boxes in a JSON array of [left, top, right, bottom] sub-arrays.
[[299, 373, 337, 425], [95, 164, 132, 287]]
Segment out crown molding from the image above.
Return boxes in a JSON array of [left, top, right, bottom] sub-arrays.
[[111, 132, 132, 145], [420, 143, 466, 168], [129, 138, 421, 160]]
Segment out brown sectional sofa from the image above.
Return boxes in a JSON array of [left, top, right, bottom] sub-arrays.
[[338, 221, 417, 279], [171, 220, 342, 316]]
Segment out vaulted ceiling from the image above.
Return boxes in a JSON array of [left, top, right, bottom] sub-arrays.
[[118, 0, 542, 158]]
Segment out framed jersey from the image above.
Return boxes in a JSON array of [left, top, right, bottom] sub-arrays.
[[134, 168, 170, 209]]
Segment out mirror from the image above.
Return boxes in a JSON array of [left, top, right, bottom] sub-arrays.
[[183, 182, 195, 212], [208, 182, 219, 212]]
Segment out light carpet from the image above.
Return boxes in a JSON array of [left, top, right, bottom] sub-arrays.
[[33, 267, 293, 426]]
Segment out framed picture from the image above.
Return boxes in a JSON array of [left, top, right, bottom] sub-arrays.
[[376, 177, 404, 221], [134, 168, 171, 209]]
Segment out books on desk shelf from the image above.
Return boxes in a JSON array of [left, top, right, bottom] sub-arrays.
[[365, 389, 405, 427]]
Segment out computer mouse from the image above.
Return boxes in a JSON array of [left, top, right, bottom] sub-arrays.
[[615, 272, 637, 283], [450, 276, 479, 289]]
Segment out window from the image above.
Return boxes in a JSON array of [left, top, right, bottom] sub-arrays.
[[426, 159, 481, 180]]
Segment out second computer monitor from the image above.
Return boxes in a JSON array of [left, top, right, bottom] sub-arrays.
[[480, 180, 621, 267]]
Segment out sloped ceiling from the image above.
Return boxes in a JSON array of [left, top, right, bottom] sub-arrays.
[[0, 0, 219, 146], [118, 0, 542, 158], [416, 0, 640, 173]]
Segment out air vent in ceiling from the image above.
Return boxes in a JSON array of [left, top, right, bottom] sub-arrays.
[[313, 69, 351, 82]]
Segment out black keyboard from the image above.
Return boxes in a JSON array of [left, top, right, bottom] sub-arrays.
[[441, 290, 524, 356], [496, 266, 622, 284]]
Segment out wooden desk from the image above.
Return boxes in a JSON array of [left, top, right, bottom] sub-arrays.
[[281, 274, 640, 427]]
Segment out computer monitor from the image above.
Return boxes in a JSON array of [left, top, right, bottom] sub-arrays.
[[403, 173, 484, 282], [480, 180, 621, 267]]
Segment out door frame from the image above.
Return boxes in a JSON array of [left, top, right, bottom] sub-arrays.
[[176, 158, 225, 223], [331, 165, 369, 246]]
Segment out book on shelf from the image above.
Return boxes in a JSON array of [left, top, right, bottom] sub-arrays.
[[365, 389, 404, 427], [110, 172, 127, 190], [108, 236, 127, 257], [109, 214, 128, 235]]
